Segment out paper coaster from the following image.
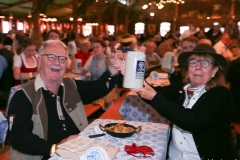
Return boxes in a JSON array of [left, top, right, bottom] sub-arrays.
[[80, 147, 110, 160]]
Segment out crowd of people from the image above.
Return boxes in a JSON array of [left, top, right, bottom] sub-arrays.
[[0, 18, 240, 159]]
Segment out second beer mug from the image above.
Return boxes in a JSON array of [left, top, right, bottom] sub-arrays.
[[161, 52, 175, 73], [74, 59, 82, 74]]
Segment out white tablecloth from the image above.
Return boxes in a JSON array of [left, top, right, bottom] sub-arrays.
[[50, 119, 170, 160], [119, 91, 170, 124]]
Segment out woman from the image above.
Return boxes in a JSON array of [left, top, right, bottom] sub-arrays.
[[133, 44, 236, 159], [82, 40, 108, 80], [82, 40, 119, 109], [13, 37, 38, 85]]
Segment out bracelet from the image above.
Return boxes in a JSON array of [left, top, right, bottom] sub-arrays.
[[51, 144, 57, 155], [29, 72, 33, 79]]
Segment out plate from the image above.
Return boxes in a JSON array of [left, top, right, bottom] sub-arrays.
[[99, 123, 141, 138]]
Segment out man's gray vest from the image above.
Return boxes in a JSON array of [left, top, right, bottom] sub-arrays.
[[10, 78, 88, 160]]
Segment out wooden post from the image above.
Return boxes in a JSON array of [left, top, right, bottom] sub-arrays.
[[72, 0, 78, 34], [31, 0, 42, 45], [230, 0, 235, 19], [124, 13, 129, 33], [173, 4, 179, 32], [113, 5, 118, 35]]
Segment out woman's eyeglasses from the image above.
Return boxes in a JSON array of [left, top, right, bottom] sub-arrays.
[[188, 60, 213, 68], [41, 54, 67, 63]]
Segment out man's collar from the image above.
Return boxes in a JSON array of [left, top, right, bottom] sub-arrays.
[[35, 74, 64, 92]]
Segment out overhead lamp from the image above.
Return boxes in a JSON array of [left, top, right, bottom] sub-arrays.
[[27, 12, 32, 18], [157, 4, 164, 9], [9, 13, 13, 19], [39, 13, 47, 17], [69, 17, 73, 21], [0, 15, 5, 19], [77, 18, 83, 21], [150, 12, 155, 17], [142, 4, 148, 9]]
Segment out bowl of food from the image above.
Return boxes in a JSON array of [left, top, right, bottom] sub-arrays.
[[99, 122, 141, 138]]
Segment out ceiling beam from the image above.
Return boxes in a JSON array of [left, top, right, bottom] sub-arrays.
[[0, 0, 32, 11]]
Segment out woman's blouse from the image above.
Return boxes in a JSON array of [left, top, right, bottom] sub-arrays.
[[13, 52, 38, 84], [83, 55, 107, 81], [13, 53, 38, 71], [169, 84, 206, 160]]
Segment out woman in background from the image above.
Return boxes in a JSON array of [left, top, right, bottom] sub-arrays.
[[82, 40, 119, 109], [13, 37, 38, 85]]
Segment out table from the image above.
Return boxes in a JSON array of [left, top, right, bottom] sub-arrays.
[[118, 76, 170, 124], [50, 119, 170, 160]]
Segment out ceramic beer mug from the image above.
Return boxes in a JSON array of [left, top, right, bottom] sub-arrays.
[[123, 51, 146, 89], [161, 52, 175, 73], [74, 59, 82, 74]]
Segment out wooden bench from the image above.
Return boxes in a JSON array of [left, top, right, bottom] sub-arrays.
[[0, 146, 10, 160], [84, 105, 102, 118], [99, 89, 130, 120]]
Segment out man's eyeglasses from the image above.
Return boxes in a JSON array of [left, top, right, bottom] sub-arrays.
[[188, 60, 213, 68], [41, 54, 67, 63]]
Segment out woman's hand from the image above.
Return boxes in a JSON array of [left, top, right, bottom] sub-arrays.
[[132, 81, 157, 100], [108, 51, 126, 75]]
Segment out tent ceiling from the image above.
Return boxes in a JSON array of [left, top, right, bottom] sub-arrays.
[[0, 0, 73, 18], [0, 0, 238, 23]]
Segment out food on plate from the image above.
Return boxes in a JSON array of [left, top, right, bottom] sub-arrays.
[[105, 124, 135, 133]]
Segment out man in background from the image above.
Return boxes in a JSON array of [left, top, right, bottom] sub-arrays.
[[213, 33, 233, 61], [73, 38, 91, 67], [179, 22, 196, 41], [145, 41, 161, 77], [156, 35, 175, 58], [0, 37, 14, 109]]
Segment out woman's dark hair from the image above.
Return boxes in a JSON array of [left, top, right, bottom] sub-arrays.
[[93, 39, 106, 48], [17, 37, 34, 55], [46, 29, 61, 39], [181, 54, 229, 90]]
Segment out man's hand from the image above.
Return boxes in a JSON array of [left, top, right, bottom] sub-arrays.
[[108, 51, 126, 75]]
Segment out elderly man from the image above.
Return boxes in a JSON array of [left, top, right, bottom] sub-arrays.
[[8, 40, 123, 160], [144, 41, 161, 78], [156, 35, 175, 58], [145, 41, 161, 69]]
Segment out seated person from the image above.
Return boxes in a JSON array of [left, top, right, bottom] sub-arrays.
[[8, 40, 124, 159], [13, 37, 38, 85], [0, 38, 14, 109], [133, 44, 237, 159], [144, 41, 161, 77], [72, 38, 91, 67], [82, 40, 119, 109]]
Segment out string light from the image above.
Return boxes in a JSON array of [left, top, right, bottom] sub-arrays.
[[142, 0, 185, 10]]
